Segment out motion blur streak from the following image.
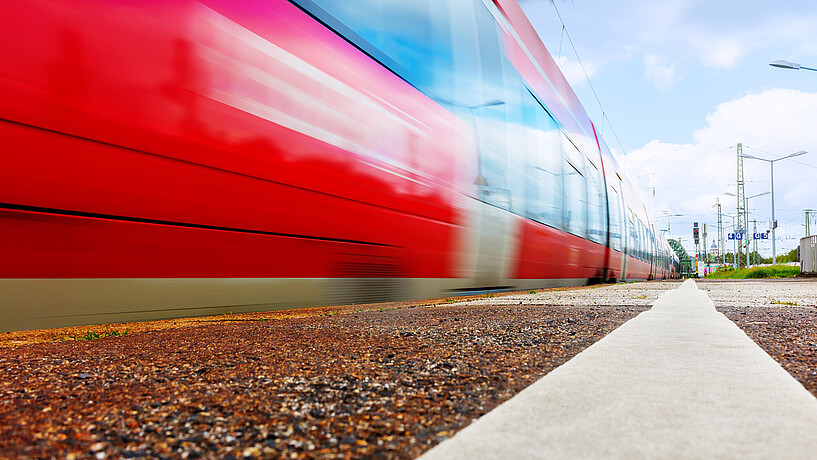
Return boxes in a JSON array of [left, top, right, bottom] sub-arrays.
[[0, 0, 677, 332]]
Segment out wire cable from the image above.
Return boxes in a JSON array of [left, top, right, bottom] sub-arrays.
[[549, 2, 626, 154], [650, 145, 735, 174]]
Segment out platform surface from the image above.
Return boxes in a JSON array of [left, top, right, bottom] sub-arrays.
[[420, 279, 817, 459]]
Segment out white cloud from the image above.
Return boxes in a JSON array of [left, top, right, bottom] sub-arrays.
[[693, 37, 746, 69], [643, 54, 681, 90], [626, 1, 811, 71], [693, 89, 817, 148], [555, 55, 594, 88], [626, 89, 817, 249]]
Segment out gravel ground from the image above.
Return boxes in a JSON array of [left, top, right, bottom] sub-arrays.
[[2, 278, 814, 459], [700, 279, 817, 397], [0, 285, 656, 459]]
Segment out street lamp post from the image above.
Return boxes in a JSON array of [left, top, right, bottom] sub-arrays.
[[721, 214, 738, 269], [770, 60, 817, 72], [739, 151, 808, 264]]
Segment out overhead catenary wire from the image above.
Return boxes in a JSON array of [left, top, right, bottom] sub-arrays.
[[649, 145, 735, 174], [548, 1, 625, 153], [546, 0, 666, 205], [557, 24, 565, 63]]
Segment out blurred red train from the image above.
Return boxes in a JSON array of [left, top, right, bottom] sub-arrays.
[[0, 0, 678, 332]]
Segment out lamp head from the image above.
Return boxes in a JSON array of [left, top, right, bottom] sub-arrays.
[[770, 60, 801, 70]]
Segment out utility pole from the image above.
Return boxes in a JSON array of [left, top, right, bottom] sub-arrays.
[[702, 223, 708, 265], [736, 143, 747, 268], [807, 209, 816, 236], [751, 219, 758, 266], [716, 199, 724, 264], [693, 222, 700, 276]]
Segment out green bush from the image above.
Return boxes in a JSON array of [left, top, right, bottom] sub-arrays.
[[706, 265, 799, 279]]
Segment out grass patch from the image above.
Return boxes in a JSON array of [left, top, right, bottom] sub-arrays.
[[770, 299, 798, 306], [706, 265, 800, 279], [72, 325, 130, 341]]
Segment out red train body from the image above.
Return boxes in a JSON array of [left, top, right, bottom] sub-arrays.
[[0, 0, 677, 332]]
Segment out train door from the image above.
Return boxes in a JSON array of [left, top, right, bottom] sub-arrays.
[[607, 184, 624, 281], [447, 0, 519, 288], [614, 177, 629, 280], [649, 224, 656, 280]]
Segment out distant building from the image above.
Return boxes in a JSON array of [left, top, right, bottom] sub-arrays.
[[709, 242, 719, 259]]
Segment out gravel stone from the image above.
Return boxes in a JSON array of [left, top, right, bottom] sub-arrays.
[[4, 279, 813, 458], [0, 285, 655, 458], [700, 279, 817, 397]]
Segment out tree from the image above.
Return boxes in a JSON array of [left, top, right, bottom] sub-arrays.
[[777, 247, 800, 264], [748, 251, 771, 265]]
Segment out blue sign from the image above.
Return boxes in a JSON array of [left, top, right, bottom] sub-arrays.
[[728, 233, 735, 240]]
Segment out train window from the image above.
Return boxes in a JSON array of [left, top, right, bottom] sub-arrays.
[[523, 91, 562, 228], [608, 187, 622, 251], [561, 133, 583, 170], [475, 107, 511, 209], [628, 212, 637, 257], [564, 160, 587, 237], [586, 163, 605, 244], [562, 139, 587, 237], [304, 0, 454, 99], [616, 184, 627, 253], [505, 80, 529, 215], [638, 222, 644, 260], [474, 1, 506, 104], [447, 0, 480, 107], [641, 222, 647, 260], [470, 1, 513, 210]]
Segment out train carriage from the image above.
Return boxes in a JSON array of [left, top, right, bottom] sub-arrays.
[[0, 0, 676, 332]]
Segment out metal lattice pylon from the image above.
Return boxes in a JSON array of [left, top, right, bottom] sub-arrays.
[[736, 143, 747, 268]]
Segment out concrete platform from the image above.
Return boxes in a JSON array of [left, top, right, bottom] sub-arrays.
[[420, 279, 817, 459]]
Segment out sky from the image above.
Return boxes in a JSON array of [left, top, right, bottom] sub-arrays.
[[520, 0, 817, 258]]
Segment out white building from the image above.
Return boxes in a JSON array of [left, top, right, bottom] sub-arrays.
[[708, 242, 719, 259]]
